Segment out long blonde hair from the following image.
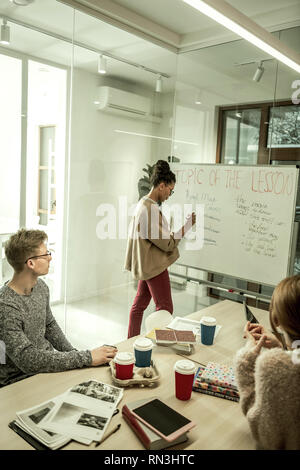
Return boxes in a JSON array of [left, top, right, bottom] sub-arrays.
[[270, 275, 300, 344]]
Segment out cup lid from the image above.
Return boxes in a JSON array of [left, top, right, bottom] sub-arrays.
[[200, 316, 217, 327], [174, 359, 196, 375], [133, 337, 153, 351], [114, 352, 135, 365]]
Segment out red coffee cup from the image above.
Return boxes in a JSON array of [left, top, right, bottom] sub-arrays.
[[114, 352, 135, 380], [174, 359, 196, 400]]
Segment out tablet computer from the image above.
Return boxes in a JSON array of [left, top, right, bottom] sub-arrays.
[[130, 398, 195, 442], [244, 301, 259, 324]]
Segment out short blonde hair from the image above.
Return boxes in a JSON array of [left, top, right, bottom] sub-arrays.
[[270, 275, 300, 344], [5, 229, 48, 273]]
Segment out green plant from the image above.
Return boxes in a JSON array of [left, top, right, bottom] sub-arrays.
[[138, 164, 155, 200]]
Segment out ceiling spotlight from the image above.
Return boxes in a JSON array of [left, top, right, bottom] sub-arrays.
[[9, 0, 35, 5], [98, 55, 107, 74], [156, 75, 163, 93], [253, 61, 265, 82], [0, 19, 10, 45], [195, 91, 202, 104], [236, 112, 242, 118]]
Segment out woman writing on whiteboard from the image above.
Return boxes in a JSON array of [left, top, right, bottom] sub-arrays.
[[234, 274, 300, 449], [125, 160, 196, 338]]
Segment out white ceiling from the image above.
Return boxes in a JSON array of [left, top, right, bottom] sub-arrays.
[[0, 0, 299, 103], [112, 0, 300, 36]]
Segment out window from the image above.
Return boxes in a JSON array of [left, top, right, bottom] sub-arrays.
[[268, 105, 300, 148], [217, 101, 300, 164], [38, 125, 56, 226], [221, 108, 261, 165]]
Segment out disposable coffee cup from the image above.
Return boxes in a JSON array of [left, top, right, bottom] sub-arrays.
[[200, 316, 217, 345], [174, 359, 196, 400], [114, 352, 135, 380], [133, 338, 153, 367]]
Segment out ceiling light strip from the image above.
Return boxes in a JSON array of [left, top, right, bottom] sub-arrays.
[[182, 0, 300, 73]]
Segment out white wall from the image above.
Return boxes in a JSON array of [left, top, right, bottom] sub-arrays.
[[0, 53, 22, 232], [65, 68, 163, 301], [172, 86, 218, 164]]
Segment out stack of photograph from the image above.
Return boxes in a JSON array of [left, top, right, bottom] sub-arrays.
[[10, 380, 123, 449]]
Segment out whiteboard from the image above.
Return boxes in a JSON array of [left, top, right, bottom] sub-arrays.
[[165, 164, 298, 286]]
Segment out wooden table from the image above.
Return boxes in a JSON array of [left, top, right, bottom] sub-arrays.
[[0, 300, 270, 450]]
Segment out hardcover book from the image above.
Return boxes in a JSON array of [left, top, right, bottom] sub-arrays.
[[122, 398, 188, 450], [193, 366, 240, 402], [198, 362, 238, 391], [154, 329, 196, 344]]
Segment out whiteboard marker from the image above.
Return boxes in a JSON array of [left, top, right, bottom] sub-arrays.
[[216, 287, 230, 292]]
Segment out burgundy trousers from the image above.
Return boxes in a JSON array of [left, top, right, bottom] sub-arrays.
[[127, 269, 173, 338]]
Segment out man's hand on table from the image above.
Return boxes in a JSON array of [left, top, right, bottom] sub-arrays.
[[91, 345, 117, 366]]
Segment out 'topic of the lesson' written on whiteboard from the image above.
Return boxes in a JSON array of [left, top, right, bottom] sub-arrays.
[[173, 167, 294, 195]]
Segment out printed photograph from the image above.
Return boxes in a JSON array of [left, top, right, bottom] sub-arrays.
[[28, 403, 56, 436], [77, 413, 108, 430], [71, 380, 122, 403]]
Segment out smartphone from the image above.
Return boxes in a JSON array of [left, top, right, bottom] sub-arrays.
[[244, 301, 259, 324], [130, 398, 195, 442]]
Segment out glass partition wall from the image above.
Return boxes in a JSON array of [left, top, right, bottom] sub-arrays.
[[0, 0, 299, 349], [64, 8, 178, 348], [0, 0, 178, 349], [172, 26, 300, 308], [0, 0, 73, 309]]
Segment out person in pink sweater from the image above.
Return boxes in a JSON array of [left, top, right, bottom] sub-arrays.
[[234, 274, 300, 450]]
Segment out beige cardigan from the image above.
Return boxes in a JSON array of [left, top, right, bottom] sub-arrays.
[[124, 197, 181, 280], [234, 342, 300, 450]]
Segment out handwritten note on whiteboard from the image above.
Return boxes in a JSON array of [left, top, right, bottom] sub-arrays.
[[166, 164, 298, 286]]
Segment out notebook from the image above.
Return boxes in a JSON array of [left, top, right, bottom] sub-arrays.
[[155, 329, 196, 344], [193, 366, 239, 402], [199, 362, 238, 391]]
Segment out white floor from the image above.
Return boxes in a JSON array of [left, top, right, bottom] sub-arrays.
[[51, 282, 219, 351]]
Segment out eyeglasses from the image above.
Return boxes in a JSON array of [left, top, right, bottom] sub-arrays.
[[25, 250, 52, 264], [169, 188, 174, 196]]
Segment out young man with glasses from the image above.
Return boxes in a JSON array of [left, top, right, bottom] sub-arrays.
[[0, 229, 117, 387]]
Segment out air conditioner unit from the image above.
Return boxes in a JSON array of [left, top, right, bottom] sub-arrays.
[[96, 86, 161, 123]]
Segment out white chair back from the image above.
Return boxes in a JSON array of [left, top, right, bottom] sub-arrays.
[[145, 310, 172, 333]]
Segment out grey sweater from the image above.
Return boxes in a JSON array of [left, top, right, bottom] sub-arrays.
[[0, 279, 92, 387], [234, 342, 300, 450]]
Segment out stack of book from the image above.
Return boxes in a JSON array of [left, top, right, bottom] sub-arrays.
[[147, 328, 196, 354], [193, 362, 240, 402], [154, 329, 196, 344], [122, 398, 189, 450]]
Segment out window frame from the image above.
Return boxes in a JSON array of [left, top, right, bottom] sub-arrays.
[[216, 100, 300, 164]]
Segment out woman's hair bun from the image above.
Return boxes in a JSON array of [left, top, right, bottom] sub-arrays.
[[155, 160, 170, 171], [150, 159, 176, 187]]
